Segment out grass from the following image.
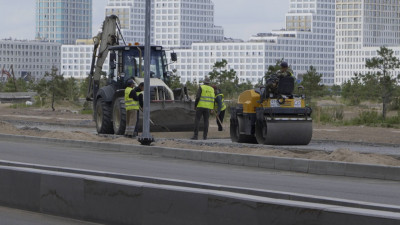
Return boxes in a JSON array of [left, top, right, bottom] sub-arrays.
[[9, 102, 33, 109]]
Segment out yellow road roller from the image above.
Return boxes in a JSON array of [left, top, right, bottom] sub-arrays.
[[230, 75, 312, 145]]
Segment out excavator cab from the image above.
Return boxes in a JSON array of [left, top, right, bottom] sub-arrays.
[[108, 45, 173, 90]]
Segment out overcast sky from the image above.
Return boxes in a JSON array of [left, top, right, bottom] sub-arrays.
[[0, 0, 289, 41]]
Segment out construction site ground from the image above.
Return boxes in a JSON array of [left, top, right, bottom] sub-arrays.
[[0, 103, 399, 167]]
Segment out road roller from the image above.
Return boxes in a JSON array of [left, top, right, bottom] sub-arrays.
[[230, 75, 312, 145]]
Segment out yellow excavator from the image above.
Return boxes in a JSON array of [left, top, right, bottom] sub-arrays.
[[230, 74, 312, 145], [86, 15, 199, 134]]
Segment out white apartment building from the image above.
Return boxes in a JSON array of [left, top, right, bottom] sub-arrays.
[[154, 0, 224, 48], [335, 0, 400, 85], [172, 0, 336, 85], [104, 0, 223, 48], [0, 39, 61, 80], [105, 0, 154, 44], [61, 41, 109, 79], [36, 0, 92, 44]]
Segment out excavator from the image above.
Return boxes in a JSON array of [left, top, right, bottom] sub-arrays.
[[86, 15, 198, 134], [230, 74, 313, 145]]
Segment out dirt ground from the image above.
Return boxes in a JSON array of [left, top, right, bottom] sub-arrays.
[[0, 103, 400, 167]]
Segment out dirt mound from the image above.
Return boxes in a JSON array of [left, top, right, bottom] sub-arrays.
[[312, 148, 400, 166]]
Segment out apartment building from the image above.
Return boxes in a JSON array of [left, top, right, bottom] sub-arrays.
[[0, 39, 61, 80], [61, 40, 109, 79], [335, 0, 400, 84], [172, 0, 336, 85], [36, 0, 92, 44]]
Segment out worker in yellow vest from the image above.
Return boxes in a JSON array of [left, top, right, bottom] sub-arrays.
[[214, 87, 226, 131], [191, 77, 215, 140], [124, 79, 140, 138]]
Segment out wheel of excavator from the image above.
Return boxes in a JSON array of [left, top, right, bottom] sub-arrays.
[[95, 98, 114, 134], [112, 97, 126, 135]]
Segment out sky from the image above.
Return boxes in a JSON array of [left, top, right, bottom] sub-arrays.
[[0, 0, 289, 41]]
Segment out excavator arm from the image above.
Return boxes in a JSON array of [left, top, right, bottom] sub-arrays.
[[86, 15, 120, 101]]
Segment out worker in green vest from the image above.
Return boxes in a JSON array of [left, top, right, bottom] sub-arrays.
[[214, 86, 226, 131], [191, 77, 215, 140], [124, 79, 140, 138]]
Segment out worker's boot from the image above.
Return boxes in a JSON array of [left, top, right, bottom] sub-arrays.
[[190, 135, 198, 140]]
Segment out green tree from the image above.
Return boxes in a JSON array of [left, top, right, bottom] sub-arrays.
[[364, 46, 400, 119], [32, 77, 49, 107], [208, 59, 244, 98], [3, 78, 18, 92], [341, 76, 364, 105], [299, 66, 324, 98], [65, 77, 80, 101], [167, 74, 182, 90], [184, 80, 199, 96], [79, 76, 90, 98], [45, 66, 66, 111]]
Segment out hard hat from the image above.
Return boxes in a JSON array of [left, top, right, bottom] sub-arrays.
[[280, 61, 289, 68]]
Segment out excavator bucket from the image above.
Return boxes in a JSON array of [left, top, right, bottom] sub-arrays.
[[137, 101, 202, 132]]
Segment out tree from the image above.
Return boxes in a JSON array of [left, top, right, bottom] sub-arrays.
[[208, 59, 245, 98], [45, 66, 66, 111], [79, 76, 90, 98], [167, 74, 182, 90], [299, 66, 324, 98], [341, 75, 364, 105], [65, 77, 80, 101], [364, 46, 400, 119]]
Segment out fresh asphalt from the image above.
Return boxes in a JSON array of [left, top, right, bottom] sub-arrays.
[[0, 205, 102, 225]]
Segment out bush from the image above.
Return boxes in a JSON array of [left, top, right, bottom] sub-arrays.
[[350, 111, 381, 126], [313, 106, 344, 124]]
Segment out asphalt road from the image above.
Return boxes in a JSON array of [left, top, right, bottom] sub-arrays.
[[1, 139, 400, 208], [0, 206, 102, 225]]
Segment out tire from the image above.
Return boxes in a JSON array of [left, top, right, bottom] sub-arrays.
[[95, 98, 114, 134], [112, 97, 126, 135], [230, 118, 240, 142], [255, 119, 267, 145], [230, 115, 257, 144]]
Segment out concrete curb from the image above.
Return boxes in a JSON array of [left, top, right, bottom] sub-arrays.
[[1, 166, 400, 225], [1, 133, 400, 181]]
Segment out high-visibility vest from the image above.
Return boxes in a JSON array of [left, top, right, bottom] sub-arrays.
[[125, 87, 139, 110], [197, 85, 215, 109], [214, 93, 226, 111]]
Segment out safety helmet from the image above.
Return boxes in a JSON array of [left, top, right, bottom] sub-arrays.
[[280, 61, 289, 68]]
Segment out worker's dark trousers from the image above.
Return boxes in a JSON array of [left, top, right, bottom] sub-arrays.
[[193, 107, 210, 139], [216, 110, 225, 131]]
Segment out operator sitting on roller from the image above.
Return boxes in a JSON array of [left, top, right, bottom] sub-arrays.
[[191, 77, 215, 140], [277, 61, 293, 78], [124, 79, 140, 138]]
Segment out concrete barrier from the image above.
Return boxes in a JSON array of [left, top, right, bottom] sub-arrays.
[[0, 166, 399, 225], [1, 133, 400, 181]]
